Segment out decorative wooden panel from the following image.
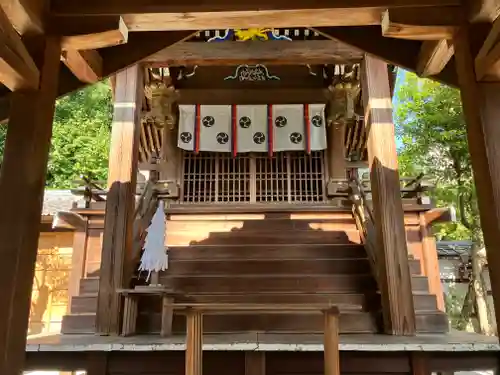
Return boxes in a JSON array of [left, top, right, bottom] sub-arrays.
[[180, 151, 326, 203]]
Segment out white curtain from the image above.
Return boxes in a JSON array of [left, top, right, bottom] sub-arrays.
[[178, 104, 327, 153]]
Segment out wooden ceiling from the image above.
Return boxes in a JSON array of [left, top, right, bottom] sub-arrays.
[[1, 0, 500, 122]]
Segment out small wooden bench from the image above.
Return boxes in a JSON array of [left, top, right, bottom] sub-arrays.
[[117, 287, 178, 337], [117, 295, 341, 375], [177, 303, 340, 375]]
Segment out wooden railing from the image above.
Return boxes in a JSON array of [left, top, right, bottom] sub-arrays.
[[347, 176, 380, 285]]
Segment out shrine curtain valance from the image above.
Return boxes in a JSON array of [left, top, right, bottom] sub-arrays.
[[177, 104, 327, 155]]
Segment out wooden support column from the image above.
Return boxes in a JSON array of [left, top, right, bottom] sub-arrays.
[[96, 65, 143, 335], [361, 54, 416, 335], [327, 122, 347, 180], [410, 353, 429, 375], [186, 310, 203, 375], [86, 352, 108, 375], [245, 352, 265, 375], [323, 308, 340, 375], [0, 37, 61, 375], [68, 217, 89, 304], [454, 22, 500, 333], [419, 213, 445, 312]]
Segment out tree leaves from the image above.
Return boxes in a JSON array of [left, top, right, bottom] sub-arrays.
[[396, 72, 481, 243], [47, 82, 113, 188], [0, 82, 113, 189]]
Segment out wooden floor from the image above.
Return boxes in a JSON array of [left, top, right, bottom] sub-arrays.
[[26, 331, 499, 352]]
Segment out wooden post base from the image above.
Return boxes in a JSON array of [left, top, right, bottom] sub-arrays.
[[122, 295, 138, 336], [323, 308, 340, 375], [186, 310, 203, 375]]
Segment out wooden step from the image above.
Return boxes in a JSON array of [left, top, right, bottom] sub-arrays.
[[71, 294, 98, 314], [165, 258, 420, 276], [416, 311, 449, 333], [61, 313, 96, 334], [166, 218, 357, 232], [142, 311, 377, 334], [166, 258, 371, 276], [61, 311, 377, 335], [167, 230, 360, 246], [160, 274, 377, 294], [168, 244, 366, 260], [70, 291, 439, 315], [62, 310, 447, 335], [79, 277, 99, 295], [70, 292, 367, 315], [411, 276, 429, 292]]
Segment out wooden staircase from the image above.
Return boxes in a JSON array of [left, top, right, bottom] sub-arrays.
[[62, 209, 448, 334]]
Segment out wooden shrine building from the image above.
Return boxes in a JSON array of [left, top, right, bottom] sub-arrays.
[[1, 1, 500, 375]]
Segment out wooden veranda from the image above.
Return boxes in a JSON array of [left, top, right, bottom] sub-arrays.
[[2, 1, 500, 375]]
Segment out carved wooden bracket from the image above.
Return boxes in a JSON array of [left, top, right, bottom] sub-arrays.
[[142, 78, 180, 130]]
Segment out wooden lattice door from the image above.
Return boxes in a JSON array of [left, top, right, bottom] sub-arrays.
[[181, 151, 327, 203]]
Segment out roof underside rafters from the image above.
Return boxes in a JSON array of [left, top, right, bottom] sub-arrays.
[[0, 0, 500, 122]]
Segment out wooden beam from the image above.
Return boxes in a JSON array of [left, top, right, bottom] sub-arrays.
[[0, 36, 60, 375], [475, 16, 500, 80], [177, 89, 328, 105], [0, 4, 39, 90], [453, 21, 500, 338], [53, 8, 462, 32], [146, 40, 363, 67], [0, 31, 194, 123], [96, 65, 143, 335], [381, 8, 458, 40], [0, 0, 43, 35], [361, 54, 416, 335], [54, 16, 128, 50], [314, 26, 458, 87], [417, 40, 454, 76], [468, 0, 500, 22], [50, 0, 461, 15], [61, 49, 102, 83], [423, 207, 456, 224]]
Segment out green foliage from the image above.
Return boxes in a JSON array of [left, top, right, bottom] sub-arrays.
[[395, 72, 481, 243], [0, 82, 113, 188], [445, 283, 469, 330], [48, 82, 113, 188]]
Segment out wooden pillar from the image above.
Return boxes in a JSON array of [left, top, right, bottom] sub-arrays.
[[87, 352, 108, 375], [323, 308, 340, 375], [96, 65, 143, 335], [419, 213, 445, 312], [361, 54, 416, 335], [327, 122, 346, 180], [0, 37, 61, 375], [454, 23, 500, 333], [68, 217, 89, 305], [410, 353, 429, 375], [186, 310, 203, 375], [161, 124, 181, 182], [245, 352, 265, 375]]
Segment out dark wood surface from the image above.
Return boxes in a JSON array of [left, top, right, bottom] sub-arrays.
[[0, 37, 61, 375], [96, 65, 143, 335], [361, 54, 416, 335]]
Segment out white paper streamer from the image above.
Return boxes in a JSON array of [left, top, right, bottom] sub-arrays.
[[139, 200, 169, 277]]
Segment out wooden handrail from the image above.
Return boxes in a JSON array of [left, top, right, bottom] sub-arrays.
[[348, 176, 380, 285]]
